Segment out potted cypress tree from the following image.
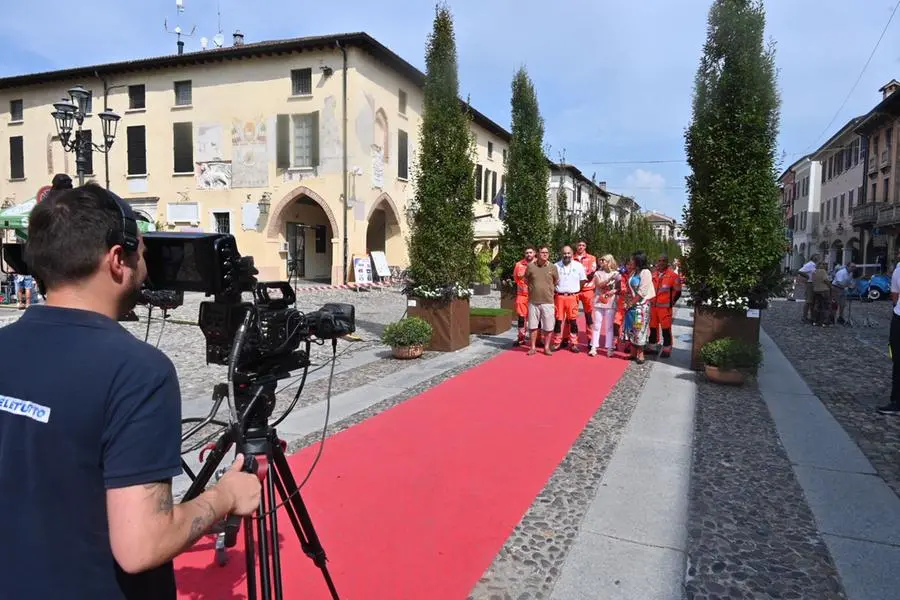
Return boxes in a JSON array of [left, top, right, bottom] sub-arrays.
[[472, 250, 493, 295], [682, 0, 786, 369], [404, 4, 477, 352]]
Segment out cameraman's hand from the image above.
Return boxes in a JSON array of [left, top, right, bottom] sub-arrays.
[[217, 454, 263, 516]]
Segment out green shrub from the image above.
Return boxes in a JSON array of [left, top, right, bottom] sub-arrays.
[[474, 250, 493, 284], [469, 307, 512, 317], [382, 317, 433, 348], [699, 337, 763, 372]]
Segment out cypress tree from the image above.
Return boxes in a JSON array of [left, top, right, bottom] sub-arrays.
[[406, 4, 476, 297], [682, 0, 784, 307], [497, 67, 551, 280]]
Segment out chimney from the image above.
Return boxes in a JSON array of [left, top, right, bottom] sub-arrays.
[[177, 40, 184, 55], [598, 181, 607, 191], [233, 30, 244, 46], [880, 79, 900, 100]]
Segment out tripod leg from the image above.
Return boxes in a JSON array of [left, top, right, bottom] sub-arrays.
[[270, 441, 340, 600], [255, 491, 274, 600], [265, 452, 285, 600], [244, 514, 258, 600], [181, 428, 236, 502]]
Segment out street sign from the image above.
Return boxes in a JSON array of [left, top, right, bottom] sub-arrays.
[[35, 185, 51, 203]]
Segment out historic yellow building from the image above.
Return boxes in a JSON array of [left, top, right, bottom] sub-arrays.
[[0, 32, 509, 284]]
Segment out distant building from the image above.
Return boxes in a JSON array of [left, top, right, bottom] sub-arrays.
[[644, 211, 676, 240]]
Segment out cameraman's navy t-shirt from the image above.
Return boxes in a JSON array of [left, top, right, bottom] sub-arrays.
[[0, 306, 183, 599]]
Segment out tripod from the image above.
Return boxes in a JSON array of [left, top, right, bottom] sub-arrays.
[[181, 382, 340, 600]]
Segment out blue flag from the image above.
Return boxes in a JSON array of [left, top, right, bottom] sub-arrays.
[[492, 189, 506, 220]]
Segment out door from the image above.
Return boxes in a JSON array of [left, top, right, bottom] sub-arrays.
[[286, 222, 306, 278]]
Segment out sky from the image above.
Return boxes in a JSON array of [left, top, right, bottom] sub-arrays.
[[2, 0, 899, 221]]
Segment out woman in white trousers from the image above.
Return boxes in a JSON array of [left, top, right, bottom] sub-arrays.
[[589, 254, 621, 357]]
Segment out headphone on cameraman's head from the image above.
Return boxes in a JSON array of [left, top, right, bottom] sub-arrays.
[[105, 190, 140, 253]]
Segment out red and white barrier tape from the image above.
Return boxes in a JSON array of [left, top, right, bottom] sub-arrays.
[[293, 281, 396, 292]]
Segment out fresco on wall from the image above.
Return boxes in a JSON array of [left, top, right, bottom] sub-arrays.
[[320, 96, 341, 175], [355, 92, 375, 156], [195, 123, 232, 190], [231, 117, 269, 188], [371, 146, 384, 189], [196, 162, 232, 189]]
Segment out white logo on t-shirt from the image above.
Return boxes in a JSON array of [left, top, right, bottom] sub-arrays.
[[0, 395, 51, 424]]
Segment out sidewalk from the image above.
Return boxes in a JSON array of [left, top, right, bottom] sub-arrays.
[[759, 330, 900, 600], [550, 306, 696, 599]]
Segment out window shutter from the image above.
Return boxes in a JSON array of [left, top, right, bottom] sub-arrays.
[[9, 136, 24, 180], [276, 115, 290, 169], [475, 165, 483, 200], [173, 122, 194, 173], [309, 111, 320, 167], [491, 171, 497, 200], [127, 126, 147, 175]]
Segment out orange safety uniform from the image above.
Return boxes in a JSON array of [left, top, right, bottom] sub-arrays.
[[650, 267, 682, 348], [614, 272, 629, 328], [552, 292, 580, 347], [574, 252, 597, 322], [513, 258, 530, 343]]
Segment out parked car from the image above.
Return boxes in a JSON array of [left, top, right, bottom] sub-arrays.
[[848, 273, 891, 301]]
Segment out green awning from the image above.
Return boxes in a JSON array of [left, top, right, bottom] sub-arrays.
[[0, 197, 155, 240]]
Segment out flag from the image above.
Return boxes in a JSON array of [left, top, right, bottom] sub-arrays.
[[492, 189, 506, 220]]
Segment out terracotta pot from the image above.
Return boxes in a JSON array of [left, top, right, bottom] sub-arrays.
[[391, 344, 424, 360], [704, 364, 746, 386]]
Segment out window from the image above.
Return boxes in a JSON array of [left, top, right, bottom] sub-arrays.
[[315, 225, 327, 254], [173, 122, 194, 173], [885, 177, 890, 202], [840, 193, 845, 217], [827, 156, 833, 179], [872, 182, 878, 204], [129, 85, 145, 110], [475, 165, 483, 201], [397, 129, 408, 180], [212, 211, 231, 234], [127, 125, 147, 175], [503, 149, 507, 164], [491, 171, 497, 201], [9, 99, 22, 122], [487, 141, 493, 159], [8, 136, 23, 179], [80, 130, 93, 175], [398, 89, 407, 115], [275, 112, 320, 169], [821, 164, 826, 183], [849, 189, 854, 209], [859, 185, 864, 204], [174, 80, 192, 106], [83, 91, 93, 115], [291, 68, 312, 96]]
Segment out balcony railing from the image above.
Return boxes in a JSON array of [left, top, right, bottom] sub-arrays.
[[869, 157, 879, 173], [883, 149, 892, 167], [877, 204, 900, 227], [852, 203, 878, 226]]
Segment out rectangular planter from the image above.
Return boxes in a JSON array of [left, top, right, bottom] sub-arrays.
[[500, 289, 517, 323], [470, 309, 513, 336], [690, 305, 762, 370], [407, 296, 471, 352]]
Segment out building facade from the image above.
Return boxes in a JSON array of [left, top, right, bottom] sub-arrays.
[[547, 163, 607, 231], [644, 211, 676, 240], [781, 155, 823, 270], [853, 80, 900, 267], [811, 116, 864, 267], [0, 32, 509, 284]]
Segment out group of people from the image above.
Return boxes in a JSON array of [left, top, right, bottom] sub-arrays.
[[513, 241, 683, 364], [795, 254, 857, 326]]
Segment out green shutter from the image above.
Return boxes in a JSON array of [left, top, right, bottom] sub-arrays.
[[276, 114, 290, 169], [310, 111, 320, 167]]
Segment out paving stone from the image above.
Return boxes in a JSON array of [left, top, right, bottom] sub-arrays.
[[468, 361, 654, 600], [683, 375, 846, 600], [762, 299, 900, 499]]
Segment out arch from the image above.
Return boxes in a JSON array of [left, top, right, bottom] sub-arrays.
[[266, 185, 339, 240], [366, 192, 402, 224], [830, 238, 843, 249]]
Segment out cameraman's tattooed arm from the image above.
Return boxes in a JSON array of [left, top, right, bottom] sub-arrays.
[[107, 480, 234, 573]]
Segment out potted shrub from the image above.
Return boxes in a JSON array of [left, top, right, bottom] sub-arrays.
[[469, 307, 513, 335], [382, 317, 433, 360], [472, 250, 493, 296], [699, 337, 763, 386]]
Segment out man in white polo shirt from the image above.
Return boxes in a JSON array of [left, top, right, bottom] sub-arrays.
[[878, 263, 900, 414], [798, 254, 819, 322], [831, 262, 855, 324], [552, 245, 588, 352]]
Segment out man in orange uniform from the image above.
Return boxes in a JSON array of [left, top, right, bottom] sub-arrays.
[[648, 254, 682, 358], [573, 240, 598, 329], [553, 246, 588, 352], [513, 247, 536, 345]]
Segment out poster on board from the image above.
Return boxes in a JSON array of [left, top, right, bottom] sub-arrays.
[[353, 256, 373, 284], [369, 251, 391, 278]]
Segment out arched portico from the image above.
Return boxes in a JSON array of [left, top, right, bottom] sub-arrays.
[[266, 185, 340, 283], [365, 192, 404, 264]]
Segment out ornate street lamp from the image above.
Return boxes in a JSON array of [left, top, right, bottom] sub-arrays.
[[50, 85, 120, 187]]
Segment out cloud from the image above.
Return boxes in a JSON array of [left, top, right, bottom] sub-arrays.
[[622, 169, 680, 218]]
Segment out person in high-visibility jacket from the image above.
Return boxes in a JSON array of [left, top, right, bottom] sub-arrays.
[[648, 254, 682, 358], [552, 246, 588, 352], [613, 264, 629, 352], [573, 240, 598, 327], [513, 247, 536, 345]]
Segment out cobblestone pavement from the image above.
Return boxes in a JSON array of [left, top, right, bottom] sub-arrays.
[[684, 376, 846, 600], [762, 299, 900, 498], [468, 361, 653, 600]]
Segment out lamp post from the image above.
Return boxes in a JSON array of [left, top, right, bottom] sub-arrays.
[[50, 85, 120, 187]]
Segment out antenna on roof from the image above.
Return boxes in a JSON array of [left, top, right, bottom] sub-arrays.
[[164, 16, 196, 56]]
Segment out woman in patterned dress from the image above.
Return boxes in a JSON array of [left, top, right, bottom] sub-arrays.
[[620, 250, 656, 364]]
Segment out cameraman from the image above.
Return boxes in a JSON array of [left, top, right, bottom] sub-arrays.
[[0, 183, 261, 599]]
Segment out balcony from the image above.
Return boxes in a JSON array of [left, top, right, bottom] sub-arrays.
[[869, 157, 879, 174], [878, 204, 900, 228], [852, 203, 878, 226], [883, 149, 891, 166]]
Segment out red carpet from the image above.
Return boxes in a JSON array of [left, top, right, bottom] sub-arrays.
[[175, 323, 627, 600]]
